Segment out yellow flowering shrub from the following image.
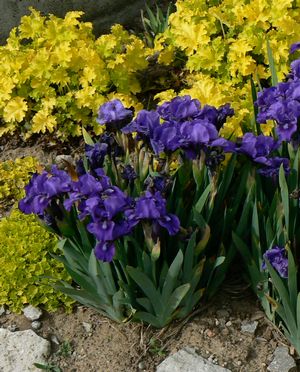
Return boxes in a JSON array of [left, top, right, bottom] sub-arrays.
[[154, 0, 300, 136], [0, 9, 150, 139]]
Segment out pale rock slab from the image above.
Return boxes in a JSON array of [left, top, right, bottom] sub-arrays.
[[267, 346, 296, 372], [0, 328, 51, 372], [156, 347, 232, 372]]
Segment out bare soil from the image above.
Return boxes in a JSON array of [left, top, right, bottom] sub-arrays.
[[0, 289, 297, 372]]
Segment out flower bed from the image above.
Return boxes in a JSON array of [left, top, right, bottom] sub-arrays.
[[1, 1, 300, 361]]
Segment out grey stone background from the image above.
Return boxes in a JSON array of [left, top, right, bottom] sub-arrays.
[[0, 0, 159, 44]]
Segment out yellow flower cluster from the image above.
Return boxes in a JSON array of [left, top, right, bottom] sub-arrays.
[[155, 0, 300, 136], [0, 9, 150, 138]]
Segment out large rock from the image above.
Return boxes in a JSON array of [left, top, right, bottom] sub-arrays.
[[0, 0, 157, 44], [156, 347, 232, 372], [267, 346, 296, 372], [0, 328, 51, 372]]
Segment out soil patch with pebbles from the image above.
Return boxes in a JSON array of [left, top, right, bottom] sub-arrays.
[[0, 291, 297, 372]]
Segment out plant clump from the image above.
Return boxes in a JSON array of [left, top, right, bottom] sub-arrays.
[[0, 209, 74, 313]]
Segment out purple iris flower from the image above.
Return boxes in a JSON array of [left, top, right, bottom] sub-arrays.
[[122, 110, 160, 138], [262, 246, 288, 278], [126, 191, 180, 236], [103, 187, 132, 219], [258, 157, 290, 178], [290, 42, 300, 54], [180, 119, 218, 146], [94, 241, 116, 262], [291, 59, 300, 80], [19, 167, 72, 215], [151, 121, 180, 154], [157, 95, 201, 121], [216, 104, 235, 129], [97, 99, 133, 126], [85, 142, 108, 170], [237, 133, 279, 164], [121, 165, 137, 181]]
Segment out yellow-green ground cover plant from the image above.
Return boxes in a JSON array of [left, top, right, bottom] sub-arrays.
[[0, 209, 73, 313], [0, 157, 74, 312], [0, 157, 38, 205]]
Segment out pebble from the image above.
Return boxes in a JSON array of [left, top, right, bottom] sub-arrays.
[[23, 305, 42, 321], [215, 319, 220, 326], [236, 360, 242, 366], [50, 334, 60, 345], [221, 328, 229, 336], [138, 361, 146, 370], [205, 329, 215, 338], [7, 324, 18, 332], [225, 321, 232, 327], [241, 321, 258, 334], [55, 155, 74, 169], [82, 321, 92, 333], [0, 306, 5, 316], [31, 321, 42, 330]]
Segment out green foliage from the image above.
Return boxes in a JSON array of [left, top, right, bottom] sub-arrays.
[[34, 363, 61, 372], [141, 2, 173, 47], [0, 209, 74, 313], [56, 340, 73, 357], [47, 147, 249, 328], [232, 147, 300, 353], [0, 157, 38, 205]]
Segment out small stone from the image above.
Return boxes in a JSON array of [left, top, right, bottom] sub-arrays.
[[241, 321, 258, 334], [55, 155, 74, 169], [82, 321, 92, 333], [7, 324, 18, 332], [267, 346, 296, 372], [50, 334, 60, 345], [221, 328, 229, 336], [23, 305, 42, 321], [0, 306, 5, 316], [215, 319, 220, 326], [156, 347, 232, 372], [236, 361, 242, 366], [138, 361, 146, 370], [256, 337, 267, 343], [225, 321, 232, 327], [31, 321, 42, 330], [205, 329, 215, 338]]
